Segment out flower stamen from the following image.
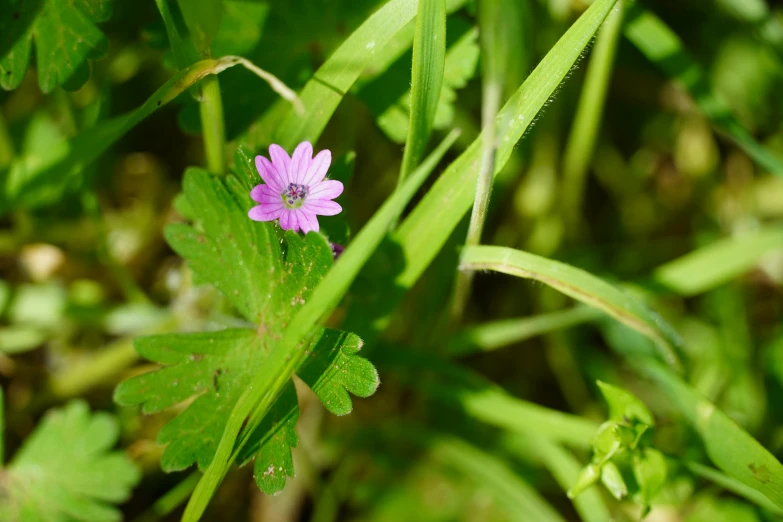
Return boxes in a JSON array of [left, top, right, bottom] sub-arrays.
[[281, 183, 308, 209]]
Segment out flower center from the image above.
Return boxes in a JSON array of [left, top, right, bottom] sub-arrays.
[[281, 183, 308, 209]]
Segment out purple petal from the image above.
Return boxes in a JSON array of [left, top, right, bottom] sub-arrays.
[[303, 199, 342, 216], [249, 204, 283, 222], [269, 144, 292, 184], [280, 209, 299, 231], [255, 156, 285, 191], [250, 184, 281, 204], [301, 149, 331, 186], [289, 142, 313, 184], [309, 179, 343, 201], [298, 210, 320, 233]]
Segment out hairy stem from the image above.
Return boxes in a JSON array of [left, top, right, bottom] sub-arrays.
[[199, 76, 226, 175]]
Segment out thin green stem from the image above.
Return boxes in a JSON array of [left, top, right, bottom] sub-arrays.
[[133, 472, 201, 522], [0, 108, 14, 168], [199, 76, 226, 175], [450, 81, 501, 322], [562, 2, 623, 231]]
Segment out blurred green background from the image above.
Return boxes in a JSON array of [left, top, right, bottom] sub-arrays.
[[1, 0, 783, 520]]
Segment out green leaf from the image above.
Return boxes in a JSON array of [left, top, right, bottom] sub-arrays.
[[184, 131, 459, 522], [600, 461, 628, 500], [344, 0, 619, 346], [0, 401, 140, 522], [176, 0, 223, 56], [652, 227, 783, 297], [459, 245, 682, 370], [596, 380, 654, 426], [0, 0, 112, 93], [398, 0, 446, 183], [623, 4, 783, 176], [211, 0, 270, 57], [115, 169, 379, 495], [633, 447, 667, 508]]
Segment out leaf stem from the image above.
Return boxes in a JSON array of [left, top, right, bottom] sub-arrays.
[[199, 76, 226, 175]]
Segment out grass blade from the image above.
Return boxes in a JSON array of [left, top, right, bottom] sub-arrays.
[[1, 56, 298, 214], [686, 461, 783, 516], [345, 0, 619, 345], [506, 434, 612, 522], [447, 306, 601, 356], [624, 4, 783, 176], [398, 0, 446, 184], [182, 130, 461, 522], [652, 227, 783, 296], [375, 347, 598, 448], [562, 2, 623, 229], [459, 245, 682, 371], [450, 0, 507, 320], [273, 0, 420, 149]]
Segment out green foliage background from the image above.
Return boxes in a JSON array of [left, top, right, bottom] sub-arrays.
[[1, 0, 783, 520]]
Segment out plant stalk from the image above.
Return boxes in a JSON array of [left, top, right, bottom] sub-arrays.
[[199, 76, 226, 175]]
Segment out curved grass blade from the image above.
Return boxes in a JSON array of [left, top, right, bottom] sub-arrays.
[[398, 0, 446, 185], [342, 0, 619, 345], [633, 357, 783, 510], [0, 56, 299, 215], [562, 2, 624, 228], [375, 347, 598, 448], [624, 4, 783, 176], [182, 130, 461, 522], [459, 245, 682, 371], [273, 0, 420, 149], [652, 227, 783, 296]]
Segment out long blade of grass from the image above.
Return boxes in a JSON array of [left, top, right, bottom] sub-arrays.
[[652, 227, 783, 296], [344, 0, 618, 345], [433, 436, 567, 522], [624, 4, 783, 176], [273, 0, 420, 149], [1, 56, 299, 214], [505, 434, 612, 522], [447, 306, 602, 356], [450, 0, 507, 321], [398, 0, 446, 185], [562, 2, 624, 229], [459, 245, 682, 370], [183, 130, 460, 522], [375, 347, 598, 448], [685, 461, 783, 515], [633, 357, 783, 509]]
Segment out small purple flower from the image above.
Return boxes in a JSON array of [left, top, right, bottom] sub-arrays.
[[248, 142, 343, 233]]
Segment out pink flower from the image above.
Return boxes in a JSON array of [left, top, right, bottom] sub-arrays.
[[248, 142, 343, 233]]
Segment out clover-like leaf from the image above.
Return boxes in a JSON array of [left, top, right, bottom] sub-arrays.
[[0, 401, 140, 522], [0, 0, 112, 93], [115, 168, 379, 494]]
